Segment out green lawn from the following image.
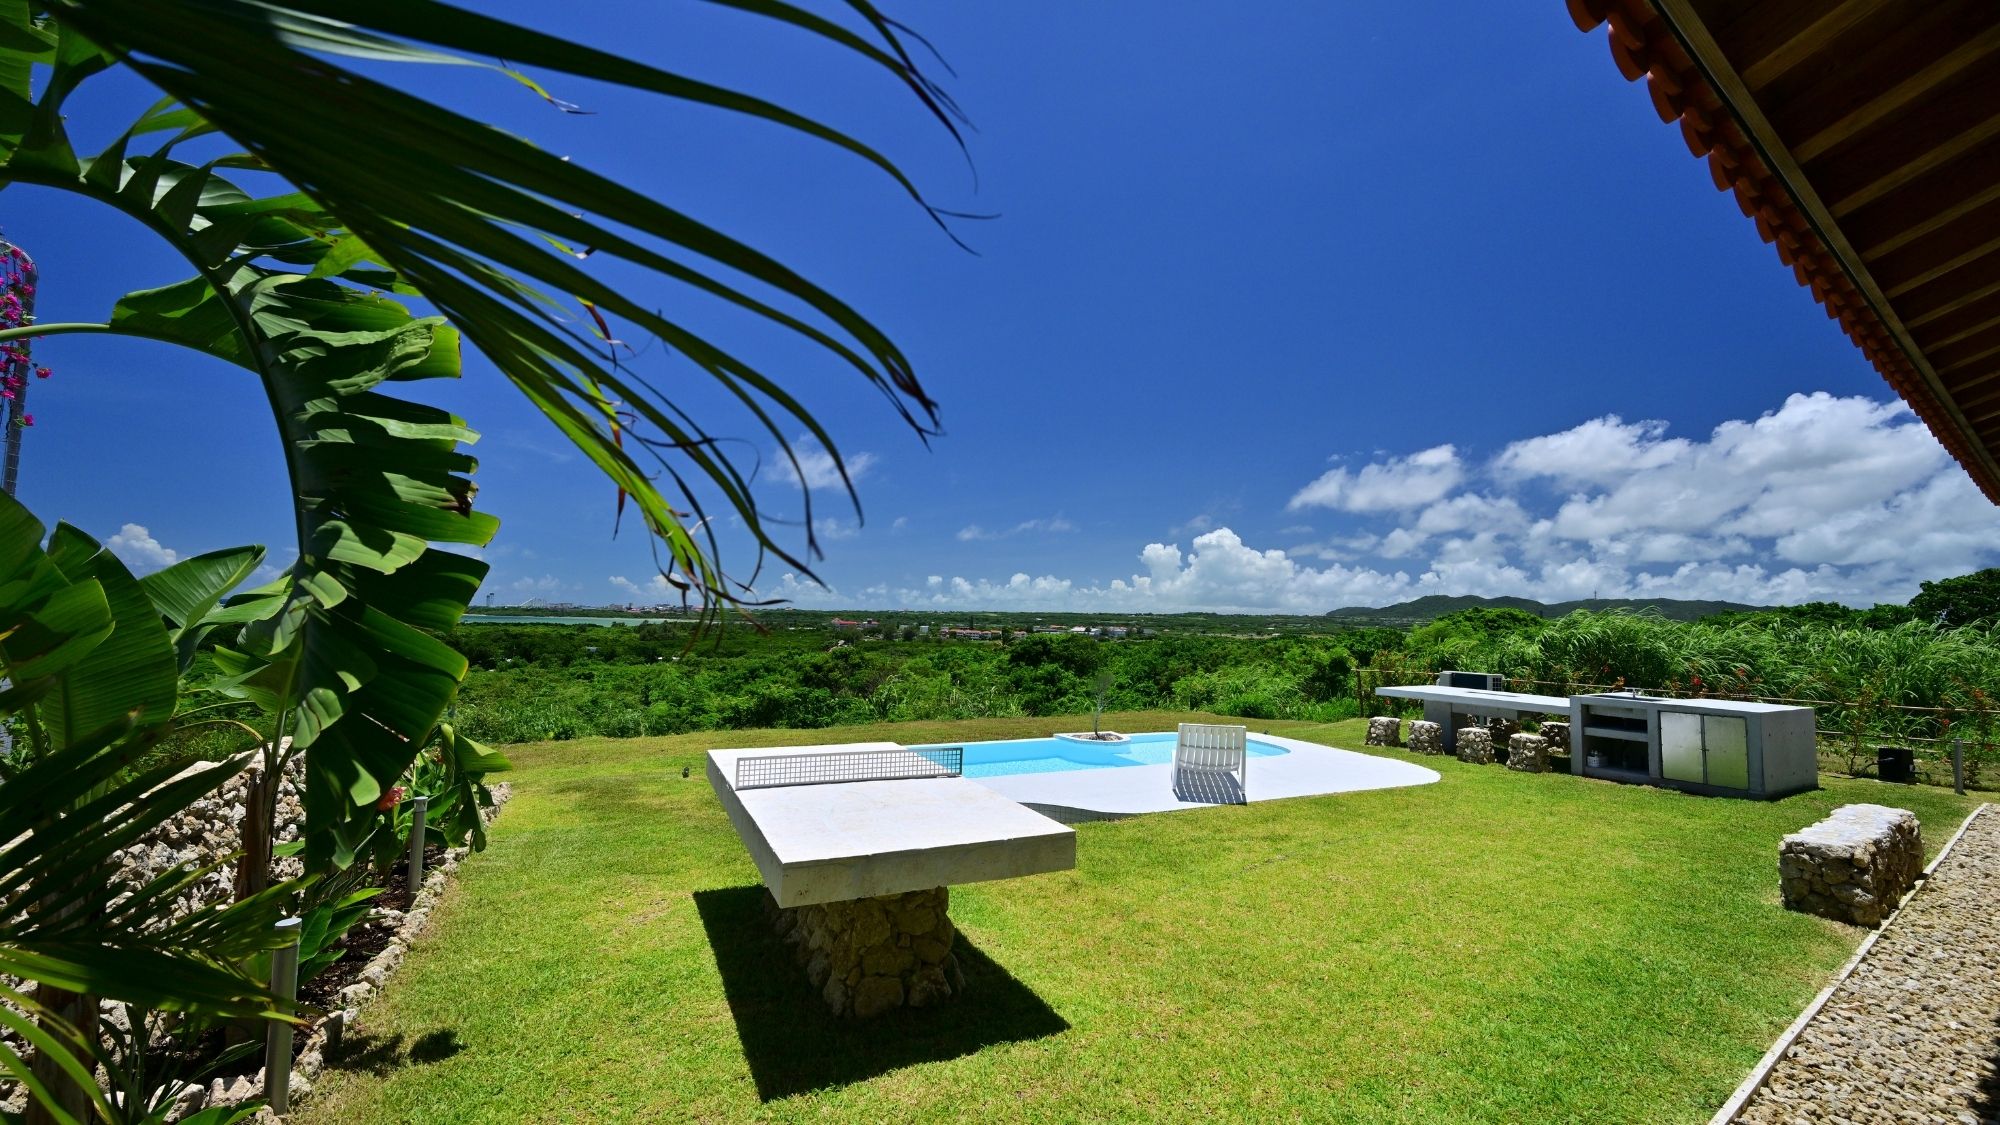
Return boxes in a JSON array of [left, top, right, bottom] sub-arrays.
[[301, 713, 1979, 1123]]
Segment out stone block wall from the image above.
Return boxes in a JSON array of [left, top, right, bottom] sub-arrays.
[[773, 887, 963, 1018], [1456, 727, 1493, 765], [1539, 721, 1570, 751], [1365, 717, 1402, 747], [1506, 733, 1547, 773], [1407, 721, 1443, 755], [1779, 804, 1923, 927], [113, 753, 308, 918]]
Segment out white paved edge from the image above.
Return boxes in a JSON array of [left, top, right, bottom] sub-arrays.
[[971, 733, 1441, 816], [1708, 801, 1992, 1125]]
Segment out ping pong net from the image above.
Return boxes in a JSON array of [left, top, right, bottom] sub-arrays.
[[733, 745, 964, 790]]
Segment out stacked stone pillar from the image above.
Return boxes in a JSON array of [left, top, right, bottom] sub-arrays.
[[1538, 721, 1570, 753], [1506, 733, 1548, 772], [1455, 727, 1494, 764], [772, 887, 964, 1018], [1407, 721, 1443, 755], [1779, 805, 1922, 927]]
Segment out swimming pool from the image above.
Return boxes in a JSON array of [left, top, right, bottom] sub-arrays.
[[913, 731, 1289, 779]]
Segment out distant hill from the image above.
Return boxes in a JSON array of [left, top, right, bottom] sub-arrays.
[[1324, 594, 1767, 626]]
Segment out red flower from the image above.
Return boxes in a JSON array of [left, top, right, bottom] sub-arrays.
[[376, 785, 406, 812]]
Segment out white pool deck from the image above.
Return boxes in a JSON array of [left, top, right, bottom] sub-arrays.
[[707, 736, 1442, 909], [707, 743, 1077, 907], [974, 733, 1440, 817]]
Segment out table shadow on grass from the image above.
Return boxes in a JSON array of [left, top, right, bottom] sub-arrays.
[[693, 885, 1070, 1101]]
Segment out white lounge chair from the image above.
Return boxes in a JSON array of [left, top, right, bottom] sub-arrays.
[[1173, 722, 1248, 804]]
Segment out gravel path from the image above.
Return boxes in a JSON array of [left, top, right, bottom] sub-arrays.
[[1736, 806, 2000, 1125]]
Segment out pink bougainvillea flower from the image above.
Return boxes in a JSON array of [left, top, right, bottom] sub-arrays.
[[18, 414, 32, 426], [33, 366, 47, 378]]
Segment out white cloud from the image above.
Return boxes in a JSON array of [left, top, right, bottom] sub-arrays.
[[1170, 513, 1216, 536], [640, 393, 1999, 615], [767, 438, 877, 492], [814, 517, 860, 542], [1494, 416, 1689, 486], [106, 524, 178, 573], [957, 516, 1077, 541], [1534, 395, 1951, 549], [826, 394, 1999, 612], [1287, 445, 1463, 512], [510, 574, 575, 595], [609, 573, 683, 600], [892, 516, 910, 532]]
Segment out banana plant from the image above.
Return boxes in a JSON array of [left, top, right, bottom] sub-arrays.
[[0, 491, 299, 1123]]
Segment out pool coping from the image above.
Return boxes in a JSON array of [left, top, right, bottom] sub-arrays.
[[969, 732, 1440, 817]]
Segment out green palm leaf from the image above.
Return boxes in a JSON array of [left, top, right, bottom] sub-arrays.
[[48, 0, 956, 594]]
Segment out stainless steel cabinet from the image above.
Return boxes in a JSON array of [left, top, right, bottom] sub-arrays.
[[1571, 693, 1815, 799]]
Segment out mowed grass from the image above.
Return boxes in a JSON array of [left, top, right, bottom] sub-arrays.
[[300, 712, 1979, 1123]]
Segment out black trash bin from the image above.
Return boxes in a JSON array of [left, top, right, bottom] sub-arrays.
[[1876, 745, 1914, 784]]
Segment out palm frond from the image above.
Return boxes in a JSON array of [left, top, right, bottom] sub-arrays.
[[50, 0, 961, 597]]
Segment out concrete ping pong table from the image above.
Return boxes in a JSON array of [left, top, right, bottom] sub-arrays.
[[1374, 684, 1571, 755], [706, 741, 1075, 1018]]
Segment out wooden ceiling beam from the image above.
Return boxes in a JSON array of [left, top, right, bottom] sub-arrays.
[[1926, 311, 2000, 353], [1793, 25, 2000, 163], [1903, 256, 2000, 328], [1885, 234, 2000, 299], [1860, 179, 2000, 261], [1737, 0, 1879, 91], [1909, 280, 2000, 334], [1830, 108, 2000, 217], [1939, 341, 2000, 377]]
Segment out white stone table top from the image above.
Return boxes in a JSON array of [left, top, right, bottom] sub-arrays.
[[707, 743, 1076, 907], [1375, 685, 1573, 711]]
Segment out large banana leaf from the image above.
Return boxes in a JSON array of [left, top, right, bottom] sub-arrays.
[[38, 524, 177, 750], [139, 544, 265, 672]]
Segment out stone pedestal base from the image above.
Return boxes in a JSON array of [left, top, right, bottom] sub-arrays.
[[1506, 733, 1548, 772], [1538, 722, 1570, 752], [1780, 805, 1923, 927], [1487, 718, 1521, 744], [772, 887, 963, 1018], [1365, 717, 1402, 747], [1456, 727, 1494, 764], [1407, 721, 1443, 755]]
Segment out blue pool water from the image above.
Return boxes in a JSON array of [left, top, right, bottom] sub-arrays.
[[913, 731, 1288, 779]]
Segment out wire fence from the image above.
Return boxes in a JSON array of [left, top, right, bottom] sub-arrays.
[[1356, 666, 2000, 790]]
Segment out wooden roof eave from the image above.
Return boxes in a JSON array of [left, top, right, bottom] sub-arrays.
[[1567, 0, 2000, 504]]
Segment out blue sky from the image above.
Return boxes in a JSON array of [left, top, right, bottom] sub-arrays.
[[9, 1, 1996, 612]]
